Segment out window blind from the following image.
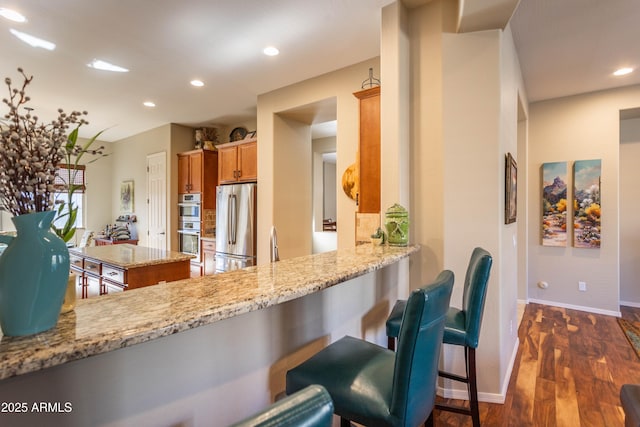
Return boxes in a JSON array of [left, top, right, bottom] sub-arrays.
[[54, 164, 86, 193]]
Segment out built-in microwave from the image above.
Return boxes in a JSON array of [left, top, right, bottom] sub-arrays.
[[178, 193, 201, 222]]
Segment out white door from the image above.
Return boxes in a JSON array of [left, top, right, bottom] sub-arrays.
[[147, 152, 167, 250]]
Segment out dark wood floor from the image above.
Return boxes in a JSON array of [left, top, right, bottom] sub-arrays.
[[429, 303, 640, 426]]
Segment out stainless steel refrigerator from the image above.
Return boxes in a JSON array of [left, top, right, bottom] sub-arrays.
[[215, 183, 257, 273]]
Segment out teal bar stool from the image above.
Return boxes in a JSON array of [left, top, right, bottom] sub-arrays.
[[385, 247, 492, 427], [230, 385, 333, 427], [286, 270, 454, 427]]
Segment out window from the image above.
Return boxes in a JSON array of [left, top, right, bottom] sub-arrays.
[[53, 164, 86, 229]]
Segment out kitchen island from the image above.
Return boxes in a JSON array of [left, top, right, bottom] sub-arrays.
[[69, 244, 193, 296], [0, 244, 418, 426]]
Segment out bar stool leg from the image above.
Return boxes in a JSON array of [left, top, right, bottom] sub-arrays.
[[468, 347, 480, 427], [425, 411, 434, 427]]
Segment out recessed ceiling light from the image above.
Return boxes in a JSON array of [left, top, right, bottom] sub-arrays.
[[87, 59, 129, 73], [613, 67, 634, 76], [0, 8, 26, 22], [190, 80, 204, 87], [263, 46, 279, 56], [9, 29, 55, 50], [143, 101, 156, 107]]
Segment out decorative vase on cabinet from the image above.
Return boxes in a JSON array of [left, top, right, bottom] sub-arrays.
[[0, 211, 70, 336]]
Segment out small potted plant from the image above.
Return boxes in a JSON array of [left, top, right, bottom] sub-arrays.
[[370, 227, 386, 246]]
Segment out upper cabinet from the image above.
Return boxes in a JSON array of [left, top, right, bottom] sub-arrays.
[[218, 140, 257, 184], [354, 86, 380, 214], [177, 149, 218, 208]]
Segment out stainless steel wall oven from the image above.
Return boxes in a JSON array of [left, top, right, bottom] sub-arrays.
[[178, 194, 201, 262]]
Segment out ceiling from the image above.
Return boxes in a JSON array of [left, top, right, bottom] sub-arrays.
[[510, 0, 640, 103], [1, 0, 639, 143]]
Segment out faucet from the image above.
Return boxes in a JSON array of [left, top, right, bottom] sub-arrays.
[[270, 226, 279, 262]]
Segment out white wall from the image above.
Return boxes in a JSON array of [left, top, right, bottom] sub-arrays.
[[323, 162, 337, 221], [273, 115, 313, 258], [528, 85, 640, 315], [257, 58, 379, 263], [111, 123, 193, 250], [440, 27, 522, 399], [620, 116, 640, 305], [82, 139, 115, 242]]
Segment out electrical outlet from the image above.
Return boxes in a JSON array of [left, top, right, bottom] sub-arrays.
[[578, 281, 587, 292]]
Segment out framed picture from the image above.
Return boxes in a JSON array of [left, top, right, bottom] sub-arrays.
[[505, 153, 517, 224], [120, 180, 134, 213]]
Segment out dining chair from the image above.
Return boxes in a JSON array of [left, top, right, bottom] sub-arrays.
[[230, 384, 333, 427], [286, 270, 454, 427], [385, 247, 492, 427]]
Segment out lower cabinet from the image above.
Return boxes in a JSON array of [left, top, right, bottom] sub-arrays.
[[202, 238, 216, 276], [103, 280, 125, 294], [72, 257, 128, 300], [85, 274, 102, 298]]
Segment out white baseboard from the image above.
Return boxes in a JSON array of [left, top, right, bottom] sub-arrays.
[[620, 300, 640, 309], [436, 337, 519, 404], [527, 298, 621, 317]]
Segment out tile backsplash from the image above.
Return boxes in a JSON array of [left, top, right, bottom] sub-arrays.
[[202, 209, 216, 237]]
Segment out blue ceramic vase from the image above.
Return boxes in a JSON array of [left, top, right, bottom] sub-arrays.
[[0, 211, 70, 336]]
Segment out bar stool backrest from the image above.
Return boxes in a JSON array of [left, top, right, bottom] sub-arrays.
[[461, 247, 493, 349], [390, 270, 454, 427]]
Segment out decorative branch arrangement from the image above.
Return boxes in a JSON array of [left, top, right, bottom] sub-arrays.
[[0, 68, 88, 215], [1, 67, 107, 243]]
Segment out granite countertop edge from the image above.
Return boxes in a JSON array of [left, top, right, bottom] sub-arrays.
[[0, 244, 419, 381], [69, 245, 194, 269]]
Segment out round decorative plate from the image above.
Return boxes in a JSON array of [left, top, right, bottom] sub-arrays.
[[229, 127, 248, 142], [341, 163, 358, 201]]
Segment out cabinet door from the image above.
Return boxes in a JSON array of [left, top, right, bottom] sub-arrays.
[[86, 274, 101, 298], [202, 240, 216, 275], [189, 152, 203, 193], [103, 280, 125, 295], [237, 141, 257, 182], [178, 154, 191, 193], [218, 146, 239, 184], [355, 87, 380, 213]]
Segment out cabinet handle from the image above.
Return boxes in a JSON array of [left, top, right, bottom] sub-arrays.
[[237, 170, 241, 178]]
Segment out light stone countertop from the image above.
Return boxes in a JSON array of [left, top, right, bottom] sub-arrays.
[[69, 244, 194, 268], [0, 244, 419, 381]]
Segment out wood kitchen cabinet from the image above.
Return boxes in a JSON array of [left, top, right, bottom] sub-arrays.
[[177, 149, 218, 208], [217, 140, 257, 184], [354, 86, 380, 214]]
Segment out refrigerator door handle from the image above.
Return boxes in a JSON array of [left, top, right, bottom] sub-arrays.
[[231, 194, 237, 245], [227, 194, 232, 245]]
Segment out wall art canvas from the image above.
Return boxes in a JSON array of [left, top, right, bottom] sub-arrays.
[[542, 162, 568, 246], [573, 159, 601, 248], [120, 180, 134, 213]]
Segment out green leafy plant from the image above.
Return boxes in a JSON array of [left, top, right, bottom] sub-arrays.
[[52, 126, 106, 243]]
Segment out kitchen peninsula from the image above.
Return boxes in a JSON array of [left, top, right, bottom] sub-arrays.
[[0, 244, 417, 426], [69, 244, 193, 296]]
